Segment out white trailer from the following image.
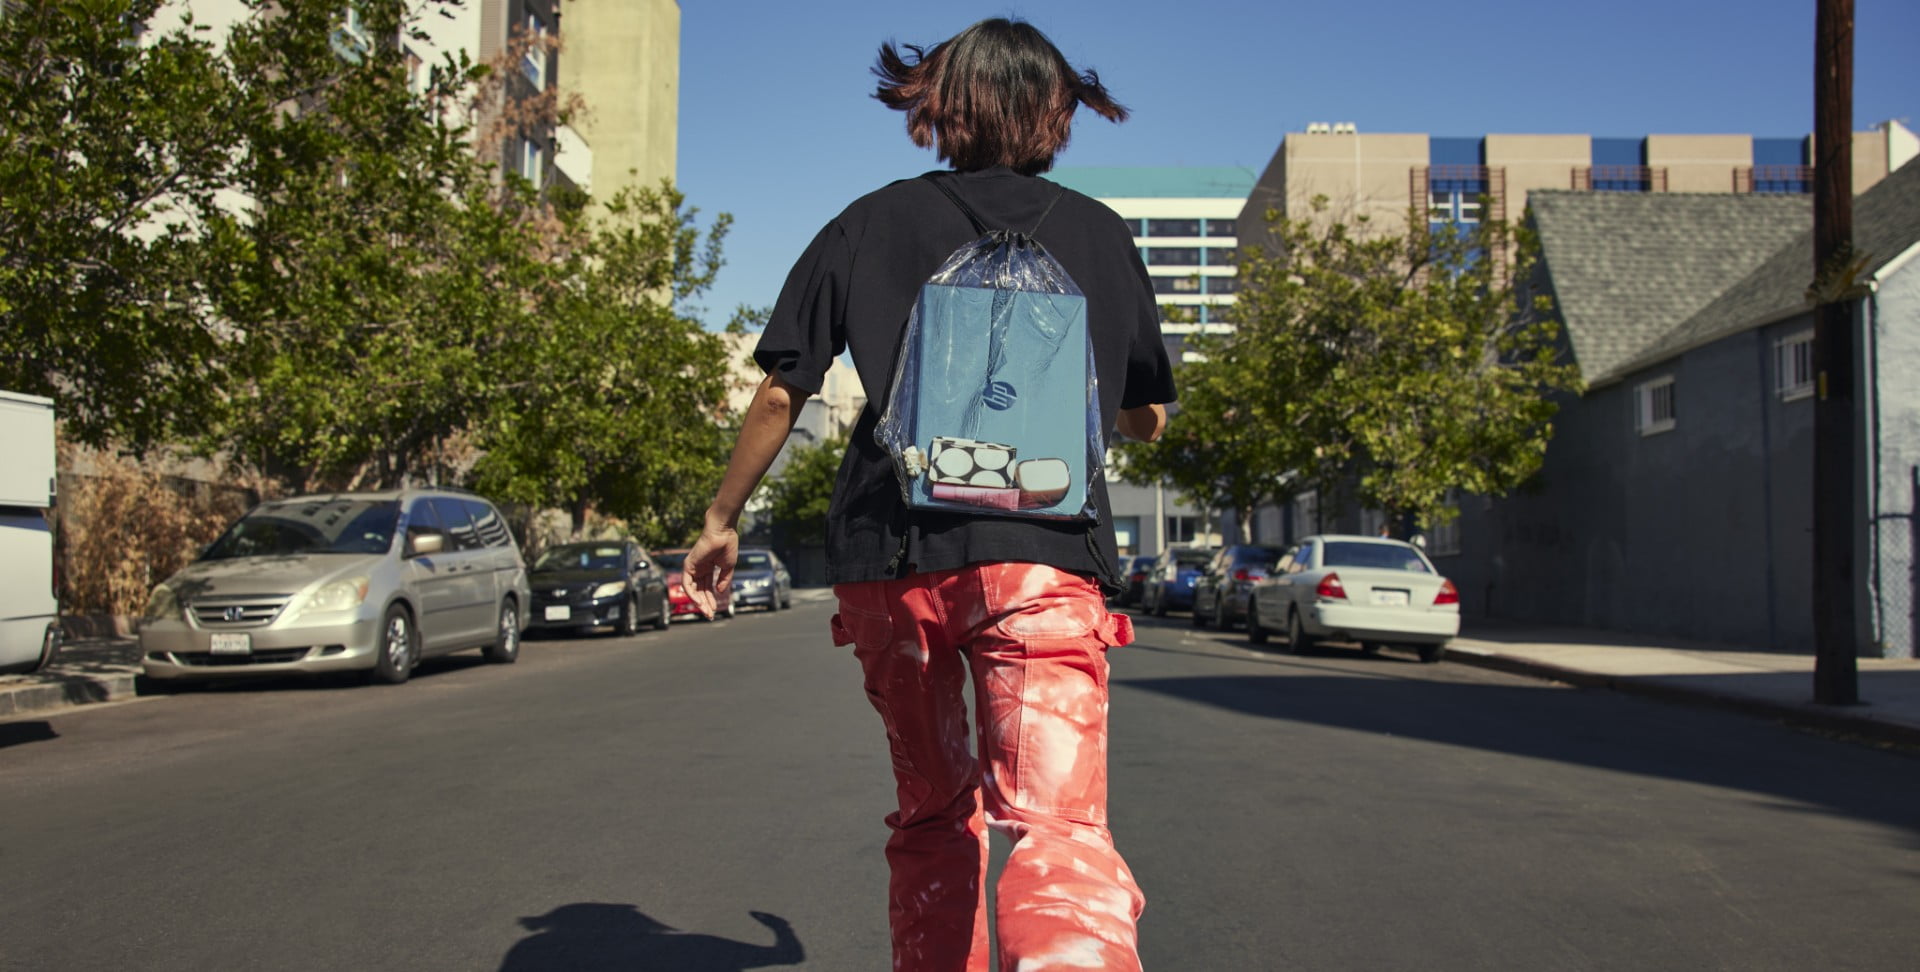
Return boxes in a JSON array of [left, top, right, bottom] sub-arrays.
[[0, 391, 60, 673]]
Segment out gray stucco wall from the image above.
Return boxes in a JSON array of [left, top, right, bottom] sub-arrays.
[[1445, 321, 1818, 650]]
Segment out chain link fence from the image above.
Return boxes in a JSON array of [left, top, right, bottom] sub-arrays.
[[1869, 466, 1917, 659]]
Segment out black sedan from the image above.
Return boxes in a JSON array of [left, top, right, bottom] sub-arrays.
[[526, 540, 671, 637]]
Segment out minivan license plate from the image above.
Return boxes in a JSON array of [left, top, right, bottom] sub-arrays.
[[209, 633, 252, 655]]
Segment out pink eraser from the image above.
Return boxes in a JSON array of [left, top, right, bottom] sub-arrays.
[[932, 482, 1021, 510]]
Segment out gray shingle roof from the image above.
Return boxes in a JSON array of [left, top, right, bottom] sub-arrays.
[[1610, 156, 1920, 381], [1529, 190, 1811, 384]]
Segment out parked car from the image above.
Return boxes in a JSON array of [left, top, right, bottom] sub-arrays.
[[1245, 534, 1460, 662], [1192, 544, 1285, 630], [1114, 555, 1155, 607], [655, 548, 734, 620], [731, 547, 793, 611], [526, 539, 670, 637], [0, 390, 59, 675], [1141, 547, 1209, 616], [139, 489, 531, 685]]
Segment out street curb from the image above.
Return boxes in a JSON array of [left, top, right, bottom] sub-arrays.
[[0, 667, 140, 719], [1443, 647, 1920, 750]]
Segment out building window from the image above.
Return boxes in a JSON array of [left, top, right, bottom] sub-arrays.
[[1204, 276, 1239, 295], [521, 138, 545, 186], [1159, 303, 1204, 324], [1635, 375, 1676, 435], [522, 12, 548, 88], [1205, 246, 1238, 267], [1151, 275, 1203, 295], [1144, 247, 1202, 266], [1775, 330, 1814, 401], [1165, 515, 1200, 544], [1146, 219, 1201, 238], [1204, 218, 1237, 237], [1202, 302, 1233, 325]]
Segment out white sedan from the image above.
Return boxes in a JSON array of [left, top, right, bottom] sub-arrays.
[[1244, 534, 1460, 663]]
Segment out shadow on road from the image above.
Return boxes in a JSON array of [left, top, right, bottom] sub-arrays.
[[500, 903, 803, 971], [0, 719, 57, 749], [1118, 669, 1920, 841]]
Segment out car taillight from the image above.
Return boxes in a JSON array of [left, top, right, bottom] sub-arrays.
[[1434, 579, 1459, 606], [1315, 573, 1347, 600], [1232, 567, 1265, 582]]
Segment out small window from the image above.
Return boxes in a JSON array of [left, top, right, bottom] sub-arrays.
[[522, 13, 548, 88], [522, 138, 545, 186], [1144, 247, 1202, 266], [1204, 218, 1237, 237], [1775, 330, 1814, 401], [1151, 275, 1203, 295], [1205, 246, 1238, 266], [1205, 276, 1239, 295], [1635, 376, 1676, 435], [1146, 219, 1201, 238], [1165, 515, 1199, 544], [464, 499, 512, 547]]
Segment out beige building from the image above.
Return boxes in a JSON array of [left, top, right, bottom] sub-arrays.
[[1241, 120, 1919, 246], [560, 0, 679, 197]]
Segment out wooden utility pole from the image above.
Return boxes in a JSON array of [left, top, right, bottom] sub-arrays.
[[1812, 0, 1859, 704]]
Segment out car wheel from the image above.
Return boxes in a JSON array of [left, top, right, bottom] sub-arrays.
[[1286, 608, 1316, 656], [1151, 590, 1167, 618], [653, 592, 671, 631], [485, 600, 521, 663], [617, 595, 641, 638], [1191, 594, 1209, 628], [371, 604, 417, 684], [1214, 595, 1235, 632], [32, 623, 60, 673], [1246, 602, 1268, 645], [1416, 643, 1445, 664]]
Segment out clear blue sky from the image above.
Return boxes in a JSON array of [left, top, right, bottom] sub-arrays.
[[672, 0, 1918, 328]]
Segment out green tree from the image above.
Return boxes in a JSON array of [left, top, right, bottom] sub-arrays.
[[756, 437, 842, 549], [1131, 199, 1582, 534], [468, 183, 737, 546], [0, 0, 242, 447], [210, 0, 535, 489]]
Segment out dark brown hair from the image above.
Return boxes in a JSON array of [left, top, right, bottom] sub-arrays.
[[873, 18, 1128, 175]]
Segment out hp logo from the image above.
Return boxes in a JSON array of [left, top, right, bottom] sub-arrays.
[[982, 380, 1018, 411], [223, 606, 246, 622]]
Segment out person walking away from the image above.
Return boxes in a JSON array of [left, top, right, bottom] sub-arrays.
[[683, 18, 1175, 972]]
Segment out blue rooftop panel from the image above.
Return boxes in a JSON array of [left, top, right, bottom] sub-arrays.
[[1047, 166, 1258, 199], [1430, 137, 1482, 166]]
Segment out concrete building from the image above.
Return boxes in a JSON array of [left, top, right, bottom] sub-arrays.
[[1047, 167, 1259, 555], [560, 0, 679, 196], [1241, 121, 1918, 246], [1441, 158, 1920, 657]]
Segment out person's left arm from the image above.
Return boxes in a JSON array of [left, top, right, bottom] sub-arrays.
[[683, 373, 812, 617]]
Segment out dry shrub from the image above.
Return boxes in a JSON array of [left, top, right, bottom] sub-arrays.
[[57, 442, 264, 619]]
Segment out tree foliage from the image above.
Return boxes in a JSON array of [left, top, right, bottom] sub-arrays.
[[1117, 199, 1583, 534], [0, 0, 242, 448], [756, 437, 842, 549], [4, 1, 744, 547]]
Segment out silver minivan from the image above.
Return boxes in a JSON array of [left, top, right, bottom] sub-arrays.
[[140, 489, 531, 685]]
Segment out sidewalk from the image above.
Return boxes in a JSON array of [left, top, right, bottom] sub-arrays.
[[0, 635, 142, 719], [1446, 620, 1920, 747]]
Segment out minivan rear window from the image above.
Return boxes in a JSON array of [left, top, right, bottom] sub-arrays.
[[203, 500, 400, 559]]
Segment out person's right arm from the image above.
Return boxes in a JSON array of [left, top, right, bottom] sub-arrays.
[[1116, 403, 1166, 442]]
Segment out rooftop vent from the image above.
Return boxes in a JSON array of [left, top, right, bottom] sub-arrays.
[[1305, 122, 1331, 134], [1331, 122, 1357, 134]]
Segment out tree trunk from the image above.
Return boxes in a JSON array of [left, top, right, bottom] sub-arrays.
[[569, 494, 589, 538]]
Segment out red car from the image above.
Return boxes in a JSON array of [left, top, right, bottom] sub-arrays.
[[654, 548, 735, 620]]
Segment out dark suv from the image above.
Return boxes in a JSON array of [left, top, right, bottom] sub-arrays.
[[1192, 544, 1284, 631]]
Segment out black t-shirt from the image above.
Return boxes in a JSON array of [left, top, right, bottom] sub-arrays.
[[755, 166, 1177, 591]]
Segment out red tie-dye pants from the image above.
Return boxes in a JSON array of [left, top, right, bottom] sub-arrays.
[[831, 562, 1146, 972]]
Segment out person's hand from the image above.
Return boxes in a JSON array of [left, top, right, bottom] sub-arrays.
[[683, 523, 738, 619]]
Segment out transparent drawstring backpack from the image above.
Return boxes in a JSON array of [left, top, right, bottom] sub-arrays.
[[875, 174, 1104, 523]]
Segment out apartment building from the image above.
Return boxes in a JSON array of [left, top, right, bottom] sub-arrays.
[[1049, 166, 1256, 358], [1241, 121, 1919, 246], [1045, 167, 1258, 555]]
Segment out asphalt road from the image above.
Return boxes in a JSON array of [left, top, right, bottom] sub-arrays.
[[2, 597, 1918, 970]]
